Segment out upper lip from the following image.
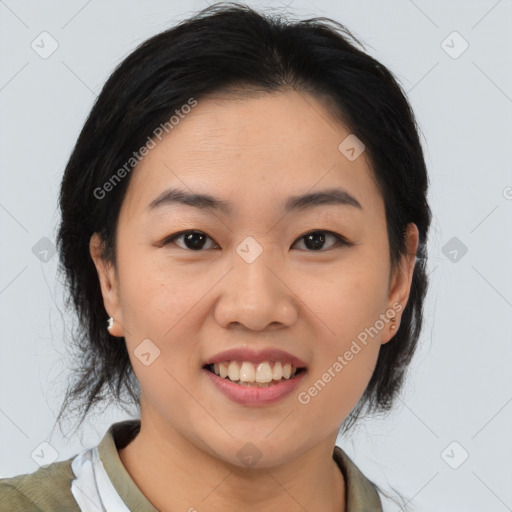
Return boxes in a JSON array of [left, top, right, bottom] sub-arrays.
[[203, 348, 307, 368]]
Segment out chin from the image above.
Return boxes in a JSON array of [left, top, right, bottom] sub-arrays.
[[199, 432, 307, 471]]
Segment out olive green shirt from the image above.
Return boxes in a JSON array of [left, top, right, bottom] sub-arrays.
[[0, 420, 383, 511]]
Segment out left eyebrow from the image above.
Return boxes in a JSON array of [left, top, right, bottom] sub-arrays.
[[145, 186, 363, 215]]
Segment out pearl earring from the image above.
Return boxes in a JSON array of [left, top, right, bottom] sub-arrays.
[[390, 317, 397, 331], [107, 317, 114, 331]]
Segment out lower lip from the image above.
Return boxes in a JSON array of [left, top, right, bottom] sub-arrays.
[[202, 367, 307, 406]]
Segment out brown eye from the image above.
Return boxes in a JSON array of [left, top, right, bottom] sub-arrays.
[[162, 229, 349, 252], [292, 231, 349, 251], [164, 230, 219, 251]]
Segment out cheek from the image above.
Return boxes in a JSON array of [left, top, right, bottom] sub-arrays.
[[300, 349, 378, 426], [299, 284, 384, 421], [303, 257, 390, 341], [297, 248, 389, 410], [116, 245, 204, 333]]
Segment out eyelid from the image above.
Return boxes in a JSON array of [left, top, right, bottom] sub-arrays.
[[292, 230, 350, 250], [162, 230, 219, 249], [161, 229, 351, 251]]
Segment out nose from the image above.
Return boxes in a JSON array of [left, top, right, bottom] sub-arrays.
[[213, 244, 299, 332]]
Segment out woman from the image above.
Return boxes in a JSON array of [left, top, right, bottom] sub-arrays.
[[0, 2, 431, 511]]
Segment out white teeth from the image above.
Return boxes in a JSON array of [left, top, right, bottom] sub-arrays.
[[227, 361, 240, 381], [255, 362, 273, 383], [272, 361, 283, 380], [209, 360, 301, 385], [219, 362, 228, 378], [240, 362, 256, 382]]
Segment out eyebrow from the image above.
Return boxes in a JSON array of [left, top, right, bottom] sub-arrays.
[[146, 187, 363, 214]]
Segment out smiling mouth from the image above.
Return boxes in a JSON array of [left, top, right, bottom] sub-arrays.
[[203, 361, 306, 388]]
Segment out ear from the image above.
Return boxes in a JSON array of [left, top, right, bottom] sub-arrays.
[[382, 222, 420, 344], [89, 232, 125, 337]]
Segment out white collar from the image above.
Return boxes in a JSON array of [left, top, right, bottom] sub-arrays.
[[71, 445, 130, 512]]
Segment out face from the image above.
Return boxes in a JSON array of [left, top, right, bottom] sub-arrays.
[[91, 89, 418, 468]]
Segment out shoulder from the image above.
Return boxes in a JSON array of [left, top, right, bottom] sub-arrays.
[[333, 445, 383, 511], [0, 482, 40, 511], [0, 457, 81, 512]]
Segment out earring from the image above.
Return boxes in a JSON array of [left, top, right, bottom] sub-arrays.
[[390, 317, 397, 331], [107, 317, 114, 331]]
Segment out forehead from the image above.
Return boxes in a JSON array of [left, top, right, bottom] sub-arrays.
[[120, 89, 382, 220]]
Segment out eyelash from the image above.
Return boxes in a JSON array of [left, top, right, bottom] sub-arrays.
[[161, 229, 351, 252]]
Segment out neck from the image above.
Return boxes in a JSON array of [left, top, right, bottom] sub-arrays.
[[118, 418, 345, 512]]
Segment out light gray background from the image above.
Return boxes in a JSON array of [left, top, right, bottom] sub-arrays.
[[1, 1, 511, 510]]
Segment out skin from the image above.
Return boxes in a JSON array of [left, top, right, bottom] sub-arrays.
[[90, 88, 419, 512]]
